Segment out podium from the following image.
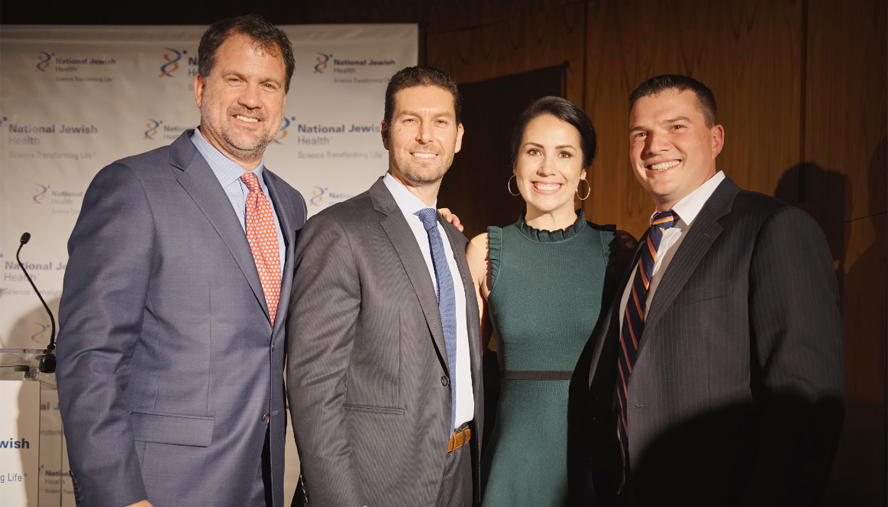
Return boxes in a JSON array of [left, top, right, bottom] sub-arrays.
[[0, 349, 74, 507]]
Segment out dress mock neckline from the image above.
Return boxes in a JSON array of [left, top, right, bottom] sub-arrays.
[[515, 209, 587, 243]]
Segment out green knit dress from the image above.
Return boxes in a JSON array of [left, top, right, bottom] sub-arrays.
[[481, 210, 616, 506]]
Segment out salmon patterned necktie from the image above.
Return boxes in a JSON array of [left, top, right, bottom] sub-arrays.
[[241, 172, 281, 327], [616, 210, 676, 489]]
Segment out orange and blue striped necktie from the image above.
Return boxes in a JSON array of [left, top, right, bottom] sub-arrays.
[[616, 209, 677, 488]]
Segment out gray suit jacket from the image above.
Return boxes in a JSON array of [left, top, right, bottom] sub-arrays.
[[586, 177, 846, 506], [56, 130, 306, 507], [287, 177, 484, 506]]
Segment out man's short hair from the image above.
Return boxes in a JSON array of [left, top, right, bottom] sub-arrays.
[[510, 96, 597, 169], [198, 14, 296, 93], [629, 74, 718, 128], [383, 66, 462, 127]]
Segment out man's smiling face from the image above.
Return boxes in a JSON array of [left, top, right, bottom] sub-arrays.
[[382, 84, 464, 189], [194, 32, 287, 169], [628, 88, 724, 211]]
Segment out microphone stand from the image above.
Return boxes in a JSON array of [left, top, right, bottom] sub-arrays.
[[16, 232, 57, 374]]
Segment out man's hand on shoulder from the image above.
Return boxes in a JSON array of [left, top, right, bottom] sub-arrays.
[[125, 501, 153, 507]]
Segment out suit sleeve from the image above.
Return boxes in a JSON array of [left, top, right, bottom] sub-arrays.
[[55, 163, 154, 507], [746, 205, 847, 506], [287, 212, 364, 506]]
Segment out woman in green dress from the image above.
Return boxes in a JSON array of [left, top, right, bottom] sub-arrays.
[[466, 97, 634, 505]]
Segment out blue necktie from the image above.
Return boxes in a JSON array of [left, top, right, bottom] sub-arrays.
[[617, 210, 677, 488], [415, 208, 458, 433]]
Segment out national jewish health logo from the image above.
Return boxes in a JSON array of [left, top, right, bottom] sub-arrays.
[[36, 52, 53, 72], [33, 184, 49, 204], [30, 323, 49, 344], [314, 53, 332, 73], [159, 48, 186, 78], [309, 186, 327, 207], [144, 119, 162, 139], [273, 116, 296, 144], [0, 117, 6, 126]]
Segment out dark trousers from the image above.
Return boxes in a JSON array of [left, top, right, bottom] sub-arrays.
[[435, 443, 473, 507]]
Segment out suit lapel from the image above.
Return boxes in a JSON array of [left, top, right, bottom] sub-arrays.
[[265, 170, 297, 337], [442, 219, 483, 383], [170, 132, 269, 323], [639, 178, 740, 348], [371, 180, 451, 375]]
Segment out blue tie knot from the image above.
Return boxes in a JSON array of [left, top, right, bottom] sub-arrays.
[[415, 208, 439, 232]]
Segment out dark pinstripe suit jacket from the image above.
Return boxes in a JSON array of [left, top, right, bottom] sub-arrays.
[[287, 177, 484, 506], [585, 177, 846, 506]]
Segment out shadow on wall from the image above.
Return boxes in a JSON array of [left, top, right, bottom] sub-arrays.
[[773, 162, 848, 284], [821, 137, 887, 507]]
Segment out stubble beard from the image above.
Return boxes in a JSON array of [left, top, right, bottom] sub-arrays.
[[390, 151, 453, 187]]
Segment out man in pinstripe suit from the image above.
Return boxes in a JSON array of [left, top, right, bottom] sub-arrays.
[[287, 67, 483, 507], [585, 75, 846, 506]]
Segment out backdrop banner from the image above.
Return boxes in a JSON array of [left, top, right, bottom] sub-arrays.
[[0, 22, 417, 347], [0, 380, 40, 505], [0, 23, 417, 506]]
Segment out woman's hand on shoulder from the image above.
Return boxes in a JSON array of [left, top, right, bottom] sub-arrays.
[[437, 207, 463, 232]]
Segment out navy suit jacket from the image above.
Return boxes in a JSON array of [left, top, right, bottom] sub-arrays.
[[586, 177, 846, 506], [57, 130, 306, 507]]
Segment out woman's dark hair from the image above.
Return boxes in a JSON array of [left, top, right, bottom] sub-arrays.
[[511, 96, 597, 168]]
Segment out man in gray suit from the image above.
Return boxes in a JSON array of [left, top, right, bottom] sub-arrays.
[[288, 66, 483, 507], [56, 15, 306, 507], [586, 75, 845, 506]]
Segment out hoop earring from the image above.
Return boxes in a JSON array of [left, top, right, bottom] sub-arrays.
[[576, 178, 591, 201], [507, 174, 521, 197]]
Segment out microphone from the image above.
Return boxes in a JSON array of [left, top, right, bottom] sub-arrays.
[[16, 232, 56, 374]]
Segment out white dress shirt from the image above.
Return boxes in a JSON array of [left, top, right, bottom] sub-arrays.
[[618, 171, 726, 329], [383, 172, 474, 430]]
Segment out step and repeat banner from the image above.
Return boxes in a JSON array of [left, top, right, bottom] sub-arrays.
[[0, 24, 417, 506]]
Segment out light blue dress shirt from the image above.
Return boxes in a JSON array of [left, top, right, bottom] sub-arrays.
[[190, 128, 286, 277]]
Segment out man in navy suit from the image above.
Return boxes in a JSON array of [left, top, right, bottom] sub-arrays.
[[56, 15, 306, 507], [586, 75, 845, 506]]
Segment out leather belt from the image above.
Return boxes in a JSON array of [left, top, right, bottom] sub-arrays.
[[447, 424, 471, 453], [500, 370, 573, 380]]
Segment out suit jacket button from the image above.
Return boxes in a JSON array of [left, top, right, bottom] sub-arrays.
[[441, 376, 450, 386], [261, 413, 270, 423]]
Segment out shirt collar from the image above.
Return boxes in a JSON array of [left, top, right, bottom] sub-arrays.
[[191, 127, 266, 187], [655, 170, 725, 227], [383, 172, 437, 215]]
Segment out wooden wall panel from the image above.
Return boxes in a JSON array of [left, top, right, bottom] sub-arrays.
[[805, 0, 887, 504], [427, 1, 586, 104], [582, 0, 803, 238]]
